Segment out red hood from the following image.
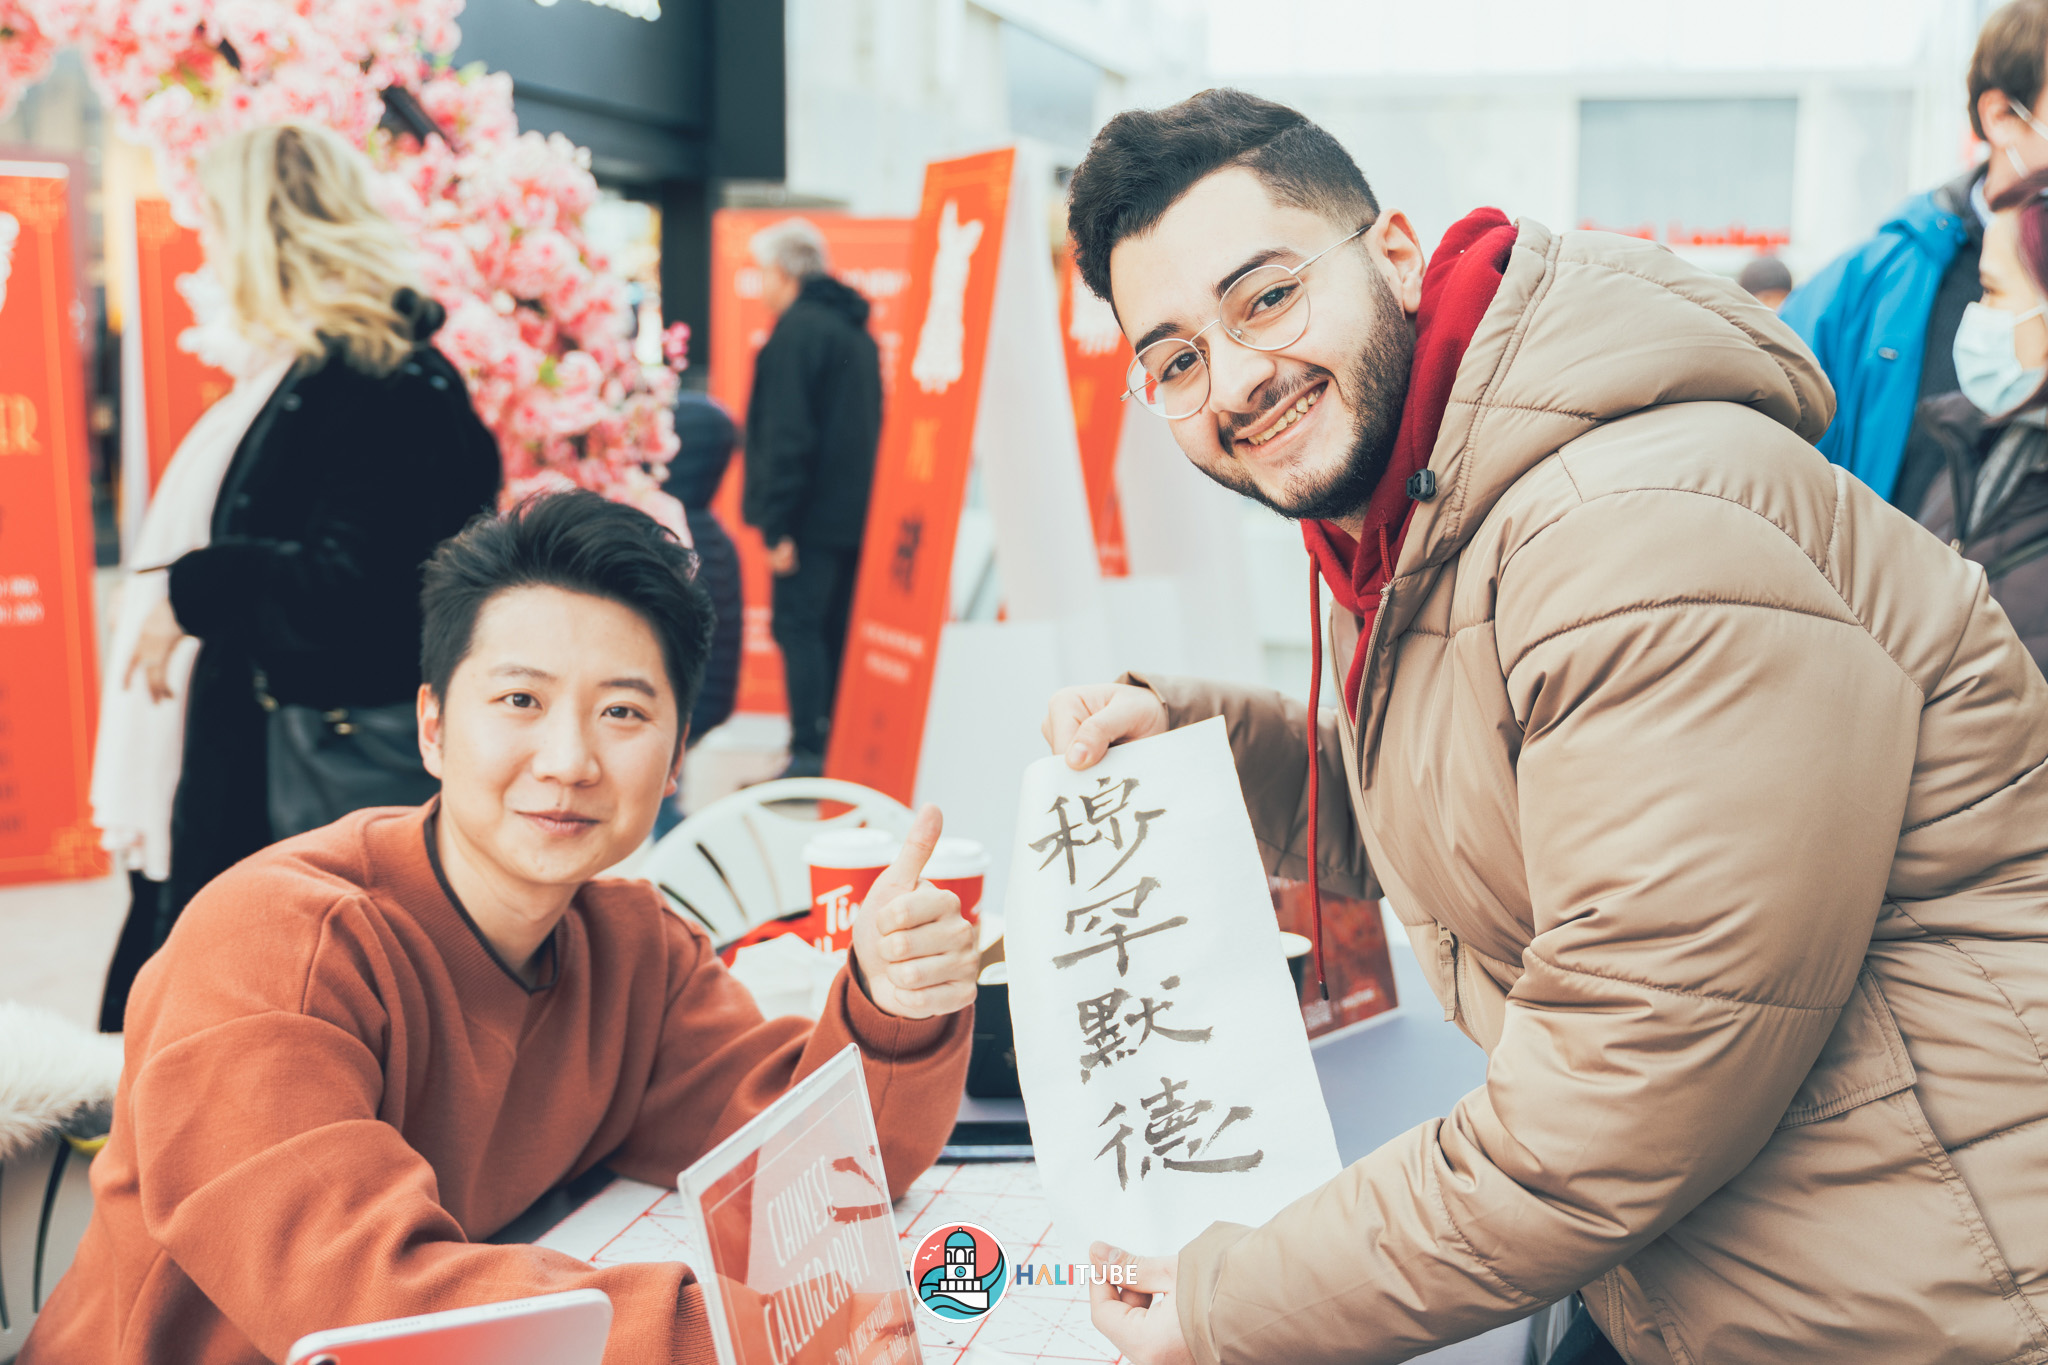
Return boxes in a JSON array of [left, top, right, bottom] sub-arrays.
[[1302, 208, 1518, 718]]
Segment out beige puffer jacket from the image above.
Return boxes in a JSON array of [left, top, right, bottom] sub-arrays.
[[1140, 221, 2048, 1365]]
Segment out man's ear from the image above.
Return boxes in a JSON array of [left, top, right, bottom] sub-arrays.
[[665, 728, 689, 799], [1365, 210, 1427, 317], [417, 683, 445, 781]]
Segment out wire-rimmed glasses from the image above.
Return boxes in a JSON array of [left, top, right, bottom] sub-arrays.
[[1120, 225, 1367, 420]]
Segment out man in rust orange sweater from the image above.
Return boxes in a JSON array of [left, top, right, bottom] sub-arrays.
[[25, 490, 977, 1365]]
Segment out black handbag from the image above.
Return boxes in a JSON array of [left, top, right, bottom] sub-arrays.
[[256, 670, 440, 839]]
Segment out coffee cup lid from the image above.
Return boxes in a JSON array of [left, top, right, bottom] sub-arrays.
[[803, 826, 900, 869], [925, 836, 988, 879]]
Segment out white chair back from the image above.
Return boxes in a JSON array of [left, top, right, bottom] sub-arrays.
[[640, 779, 913, 945], [0, 1135, 97, 1361]]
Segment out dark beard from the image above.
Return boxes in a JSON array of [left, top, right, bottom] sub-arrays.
[[1207, 266, 1415, 523]]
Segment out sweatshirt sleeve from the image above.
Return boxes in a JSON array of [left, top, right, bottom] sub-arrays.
[[606, 912, 971, 1198], [1172, 486, 1922, 1364], [125, 992, 718, 1365], [1125, 670, 1376, 901]]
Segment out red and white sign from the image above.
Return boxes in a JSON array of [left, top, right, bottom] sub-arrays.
[[134, 197, 231, 494], [0, 163, 108, 886], [706, 212, 916, 717], [1057, 249, 1131, 578], [824, 150, 1018, 802]]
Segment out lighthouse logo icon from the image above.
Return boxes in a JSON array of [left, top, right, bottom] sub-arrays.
[[913, 1223, 1006, 1321]]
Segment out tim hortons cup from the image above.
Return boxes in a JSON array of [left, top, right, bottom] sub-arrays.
[[925, 837, 989, 924], [803, 828, 901, 954]]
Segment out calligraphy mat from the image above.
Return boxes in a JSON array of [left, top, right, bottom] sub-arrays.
[[537, 1162, 1123, 1363]]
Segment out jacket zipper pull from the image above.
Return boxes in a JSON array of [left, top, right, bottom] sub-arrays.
[[1436, 924, 1461, 1023]]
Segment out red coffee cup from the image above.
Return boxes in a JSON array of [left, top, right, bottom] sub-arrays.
[[926, 836, 989, 923], [803, 828, 900, 954]]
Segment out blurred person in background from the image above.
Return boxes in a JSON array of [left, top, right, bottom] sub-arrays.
[[1786, 0, 2048, 516], [91, 122, 500, 1030], [654, 390, 744, 837], [1736, 254, 1791, 309], [740, 218, 882, 779], [1914, 168, 2048, 675]]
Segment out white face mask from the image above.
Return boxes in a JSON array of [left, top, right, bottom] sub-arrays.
[[1955, 300, 2048, 417]]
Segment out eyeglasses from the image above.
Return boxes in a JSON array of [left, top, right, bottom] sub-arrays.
[[1120, 225, 1367, 420]]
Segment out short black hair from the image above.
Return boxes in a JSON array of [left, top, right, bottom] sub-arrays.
[[1067, 88, 1379, 308], [420, 490, 714, 732]]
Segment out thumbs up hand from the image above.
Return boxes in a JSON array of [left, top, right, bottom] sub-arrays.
[[849, 804, 980, 1020]]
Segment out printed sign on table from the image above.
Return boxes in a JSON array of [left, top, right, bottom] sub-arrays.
[[1057, 250, 1130, 579], [824, 150, 1014, 802], [679, 1045, 921, 1365], [707, 211, 917, 717], [1003, 718, 1340, 1255], [0, 162, 107, 885]]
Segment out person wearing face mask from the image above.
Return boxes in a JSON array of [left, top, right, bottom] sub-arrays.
[[1912, 170, 2048, 673], [1785, 0, 2048, 515]]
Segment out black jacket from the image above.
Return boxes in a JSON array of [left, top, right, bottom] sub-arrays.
[[168, 303, 502, 709], [666, 393, 742, 741], [157, 299, 500, 920], [1914, 391, 2048, 676], [741, 274, 882, 549]]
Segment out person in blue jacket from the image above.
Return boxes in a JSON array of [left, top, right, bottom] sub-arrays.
[[1785, 0, 2048, 513]]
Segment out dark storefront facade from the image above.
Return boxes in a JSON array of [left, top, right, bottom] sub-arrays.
[[454, 0, 785, 372]]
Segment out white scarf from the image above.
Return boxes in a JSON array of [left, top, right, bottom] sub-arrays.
[[91, 357, 294, 881]]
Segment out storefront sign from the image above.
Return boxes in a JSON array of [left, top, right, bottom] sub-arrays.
[[823, 150, 1014, 802], [707, 210, 915, 717], [1057, 249, 1130, 578], [0, 164, 107, 885], [134, 197, 231, 494]]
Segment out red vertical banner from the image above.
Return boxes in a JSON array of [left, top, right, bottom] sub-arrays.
[[1057, 248, 1132, 578], [0, 166, 107, 885], [824, 149, 1015, 802], [706, 211, 916, 718], [135, 197, 231, 493]]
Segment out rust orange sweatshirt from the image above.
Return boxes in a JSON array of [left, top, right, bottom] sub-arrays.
[[22, 803, 970, 1365]]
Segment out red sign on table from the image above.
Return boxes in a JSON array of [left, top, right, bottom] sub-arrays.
[[0, 164, 107, 885], [823, 149, 1015, 803], [1056, 249, 1130, 579], [135, 197, 232, 494], [707, 211, 917, 717]]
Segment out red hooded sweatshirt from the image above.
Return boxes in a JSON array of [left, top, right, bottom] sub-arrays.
[[1297, 208, 1518, 993]]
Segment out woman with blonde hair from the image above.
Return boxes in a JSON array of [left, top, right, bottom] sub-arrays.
[[94, 122, 500, 1027]]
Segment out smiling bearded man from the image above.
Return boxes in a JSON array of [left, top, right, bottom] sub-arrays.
[[1042, 89, 2048, 1365], [25, 491, 978, 1365]]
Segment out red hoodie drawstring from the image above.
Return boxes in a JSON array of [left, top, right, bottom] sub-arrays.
[[1306, 559, 1329, 1001], [1303, 523, 1390, 1004]]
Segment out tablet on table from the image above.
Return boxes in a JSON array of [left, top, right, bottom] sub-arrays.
[[283, 1287, 611, 1365]]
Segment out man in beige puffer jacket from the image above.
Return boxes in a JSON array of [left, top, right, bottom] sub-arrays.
[[1045, 90, 2048, 1365]]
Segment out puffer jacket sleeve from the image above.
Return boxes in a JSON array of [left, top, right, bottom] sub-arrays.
[[1172, 485, 1924, 1364], [1125, 671, 1376, 902]]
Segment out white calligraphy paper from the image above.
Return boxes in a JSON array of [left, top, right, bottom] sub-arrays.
[[1005, 716, 1341, 1255]]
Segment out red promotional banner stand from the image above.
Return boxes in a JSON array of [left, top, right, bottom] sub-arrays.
[[134, 198, 232, 494], [706, 211, 916, 719], [0, 163, 108, 885], [1057, 249, 1131, 579], [825, 149, 1019, 803]]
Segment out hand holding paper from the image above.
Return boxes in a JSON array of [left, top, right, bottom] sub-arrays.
[[1007, 717, 1341, 1255], [849, 803, 979, 1019], [1042, 681, 1170, 770]]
